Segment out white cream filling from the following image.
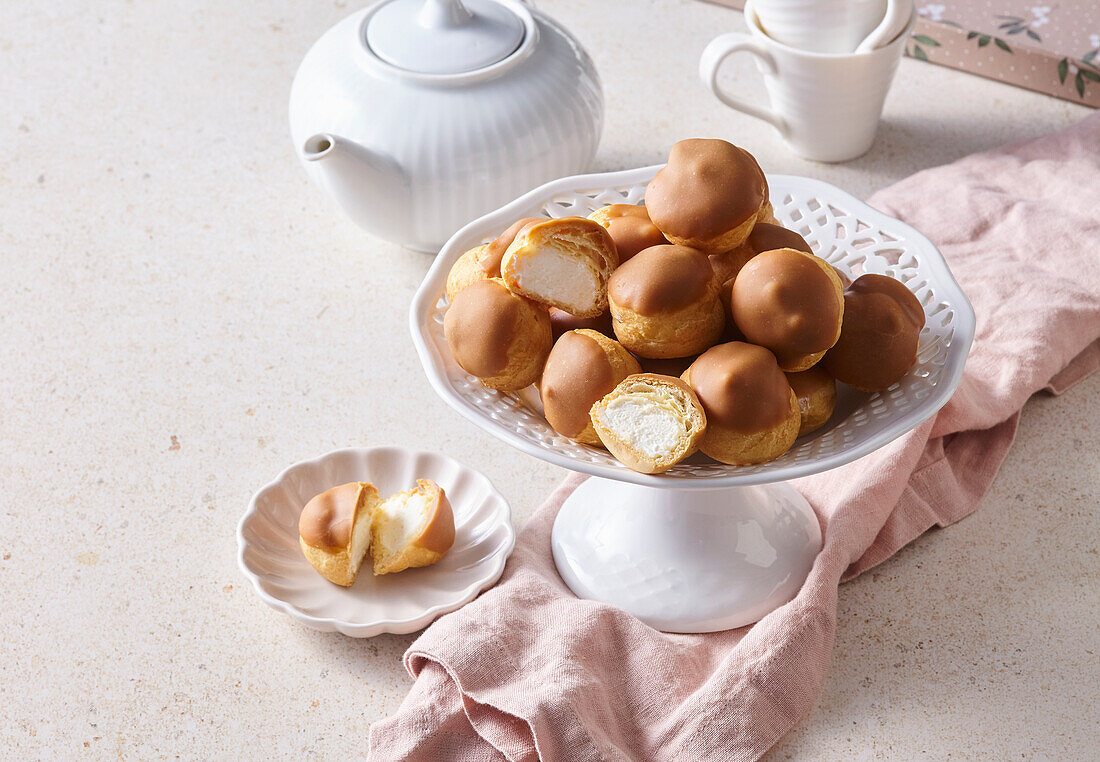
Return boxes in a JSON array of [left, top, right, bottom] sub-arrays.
[[598, 397, 683, 459], [513, 248, 599, 311], [375, 491, 430, 553]]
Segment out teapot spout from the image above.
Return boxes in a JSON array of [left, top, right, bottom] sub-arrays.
[[302, 133, 412, 244], [302, 133, 341, 162]]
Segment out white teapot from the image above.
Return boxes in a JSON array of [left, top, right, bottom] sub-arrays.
[[289, 0, 603, 251]]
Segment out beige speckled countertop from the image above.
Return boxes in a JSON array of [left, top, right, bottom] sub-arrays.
[[2, 0, 1097, 758]]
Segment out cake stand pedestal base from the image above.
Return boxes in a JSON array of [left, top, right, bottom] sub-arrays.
[[550, 476, 823, 633]]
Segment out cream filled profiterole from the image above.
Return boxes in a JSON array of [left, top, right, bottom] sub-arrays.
[[682, 342, 801, 465], [587, 204, 668, 262], [709, 221, 813, 286], [590, 373, 707, 474], [645, 138, 769, 254], [548, 307, 614, 340], [444, 278, 552, 391], [501, 217, 618, 317], [822, 273, 925, 391], [711, 222, 815, 335], [446, 216, 542, 301], [298, 480, 455, 585], [786, 366, 837, 437], [370, 479, 454, 576], [607, 244, 725, 358], [730, 247, 844, 372], [299, 481, 380, 586], [540, 329, 641, 446], [438, 140, 926, 474]]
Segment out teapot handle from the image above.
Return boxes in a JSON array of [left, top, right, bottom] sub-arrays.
[[418, 0, 473, 28]]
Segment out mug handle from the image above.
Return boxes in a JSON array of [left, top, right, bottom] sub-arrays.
[[699, 33, 788, 136]]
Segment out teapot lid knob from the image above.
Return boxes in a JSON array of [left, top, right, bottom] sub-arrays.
[[366, 0, 527, 75]]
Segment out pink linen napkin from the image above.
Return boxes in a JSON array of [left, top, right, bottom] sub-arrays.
[[370, 114, 1100, 761]]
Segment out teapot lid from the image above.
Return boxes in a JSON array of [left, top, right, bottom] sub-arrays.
[[366, 0, 527, 75]]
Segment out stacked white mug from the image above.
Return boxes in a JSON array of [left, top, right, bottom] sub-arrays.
[[700, 0, 915, 162]]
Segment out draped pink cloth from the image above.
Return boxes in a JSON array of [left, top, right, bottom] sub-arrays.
[[369, 113, 1100, 761]]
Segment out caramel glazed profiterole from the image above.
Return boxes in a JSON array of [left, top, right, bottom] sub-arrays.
[[443, 277, 552, 391], [298, 481, 380, 586], [607, 244, 725, 359], [710, 221, 813, 286], [682, 341, 800, 465], [822, 273, 926, 392], [539, 328, 640, 446], [587, 204, 669, 262], [445, 216, 543, 300], [645, 138, 770, 254], [548, 306, 614, 339], [785, 366, 837, 437], [730, 247, 844, 372]]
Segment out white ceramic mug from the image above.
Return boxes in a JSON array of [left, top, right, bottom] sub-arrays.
[[753, 0, 909, 54], [699, 0, 915, 162]]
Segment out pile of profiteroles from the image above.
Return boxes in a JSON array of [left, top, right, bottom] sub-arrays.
[[443, 139, 926, 475]]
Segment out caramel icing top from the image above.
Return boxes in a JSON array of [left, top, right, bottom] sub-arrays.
[[746, 222, 812, 256], [645, 139, 767, 239], [709, 224, 809, 284], [444, 279, 530, 377], [608, 244, 715, 315], [549, 307, 613, 339], [639, 354, 697, 378], [684, 342, 792, 434], [730, 248, 841, 364], [708, 246, 755, 286], [298, 482, 365, 551], [478, 216, 543, 274], [598, 204, 668, 262], [849, 273, 925, 327], [540, 331, 617, 438], [822, 274, 924, 388]]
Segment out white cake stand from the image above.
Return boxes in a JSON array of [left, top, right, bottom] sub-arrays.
[[410, 166, 975, 633]]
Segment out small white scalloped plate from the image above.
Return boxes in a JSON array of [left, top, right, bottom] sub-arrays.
[[237, 447, 515, 637]]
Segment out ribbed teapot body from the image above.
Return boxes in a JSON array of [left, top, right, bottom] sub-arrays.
[[290, 4, 603, 250]]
